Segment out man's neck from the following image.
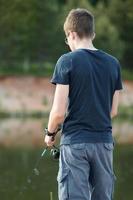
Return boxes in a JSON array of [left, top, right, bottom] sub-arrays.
[[75, 39, 97, 50]]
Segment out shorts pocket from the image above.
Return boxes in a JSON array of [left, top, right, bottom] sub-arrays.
[[57, 167, 70, 182], [57, 167, 70, 200], [103, 143, 114, 151]]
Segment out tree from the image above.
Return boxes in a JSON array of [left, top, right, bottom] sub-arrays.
[[109, 0, 133, 69], [0, 0, 60, 65], [93, 3, 124, 59], [61, 0, 124, 59]]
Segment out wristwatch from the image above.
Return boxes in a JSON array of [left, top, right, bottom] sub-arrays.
[[45, 128, 56, 136]]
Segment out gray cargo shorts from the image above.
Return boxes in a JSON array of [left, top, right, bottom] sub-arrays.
[[57, 143, 116, 200]]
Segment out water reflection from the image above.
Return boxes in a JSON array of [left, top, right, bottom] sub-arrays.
[[0, 145, 133, 200], [0, 118, 60, 147], [0, 117, 132, 147], [113, 120, 133, 143], [0, 147, 59, 200], [114, 144, 133, 200], [0, 117, 133, 200]]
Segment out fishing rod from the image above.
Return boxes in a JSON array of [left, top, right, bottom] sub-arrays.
[[18, 127, 61, 197], [33, 144, 60, 177]]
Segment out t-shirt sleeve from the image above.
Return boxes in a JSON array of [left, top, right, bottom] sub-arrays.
[[50, 55, 70, 85], [115, 62, 123, 90]]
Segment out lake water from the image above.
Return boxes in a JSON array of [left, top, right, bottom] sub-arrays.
[[0, 117, 133, 200]]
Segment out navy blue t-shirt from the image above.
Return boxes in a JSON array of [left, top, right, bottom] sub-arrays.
[[50, 49, 123, 145]]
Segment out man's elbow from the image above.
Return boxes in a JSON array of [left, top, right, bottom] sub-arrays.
[[51, 111, 65, 123], [56, 113, 65, 122]]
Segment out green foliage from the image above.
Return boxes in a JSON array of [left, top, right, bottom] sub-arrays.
[[122, 69, 133, 81], [0, 110, 49, 118], [59, 1, 124, 59], [0, 0, 132, 75], [93, 3, 124, 59], [108, 0, 133, 69], [0, 0, 62, 62], [94, 16, 124, 58], [0, 62, 54, 76]]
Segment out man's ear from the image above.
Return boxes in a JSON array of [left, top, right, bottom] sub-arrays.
[[72, 31, 77, 40]]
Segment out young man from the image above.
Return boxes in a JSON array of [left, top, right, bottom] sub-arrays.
[[45, 8, 123, 200]]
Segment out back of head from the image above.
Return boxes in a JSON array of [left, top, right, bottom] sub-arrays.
[[64, 8, 95, 39]]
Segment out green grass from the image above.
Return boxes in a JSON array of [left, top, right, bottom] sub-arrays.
[[0, 62, 54, 77], [0, 111, 49, 119], [118, 105, 133, 118], [122, 69, 133, 81], [0, 105, 132, 119], [0, 63, 133, 80]]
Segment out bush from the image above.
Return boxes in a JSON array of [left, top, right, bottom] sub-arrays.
[[92, 3, 124, 59]]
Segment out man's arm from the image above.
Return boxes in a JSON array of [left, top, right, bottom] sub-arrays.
[[45, 84, 69, 146], [111, 90, 121, 118]]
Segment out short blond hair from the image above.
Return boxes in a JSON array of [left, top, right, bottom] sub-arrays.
[[64, 8, 95, 38]]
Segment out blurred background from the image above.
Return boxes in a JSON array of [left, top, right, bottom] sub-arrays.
[[0, 0, 133, 199]]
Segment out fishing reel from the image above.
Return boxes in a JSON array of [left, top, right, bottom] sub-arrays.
[[44, 126, 61, 160], [50, 145, 60, 160]]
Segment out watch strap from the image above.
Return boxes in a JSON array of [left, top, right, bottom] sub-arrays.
[[45, 128, 56, 136]]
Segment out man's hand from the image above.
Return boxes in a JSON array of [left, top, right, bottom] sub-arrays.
[[44, 135, 56, 147]]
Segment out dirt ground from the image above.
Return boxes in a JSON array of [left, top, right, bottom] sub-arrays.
[[0, 76, 133, 113], [0, 76, 55, 112], [0, 77, 132, 146]]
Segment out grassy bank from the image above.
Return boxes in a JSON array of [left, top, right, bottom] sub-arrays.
[[0, 64, 133, 80], [0, 62, 54, 77], [122, 69, 133, 81], [0, 105, 132, 119], [0, 111, 49, 119]]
